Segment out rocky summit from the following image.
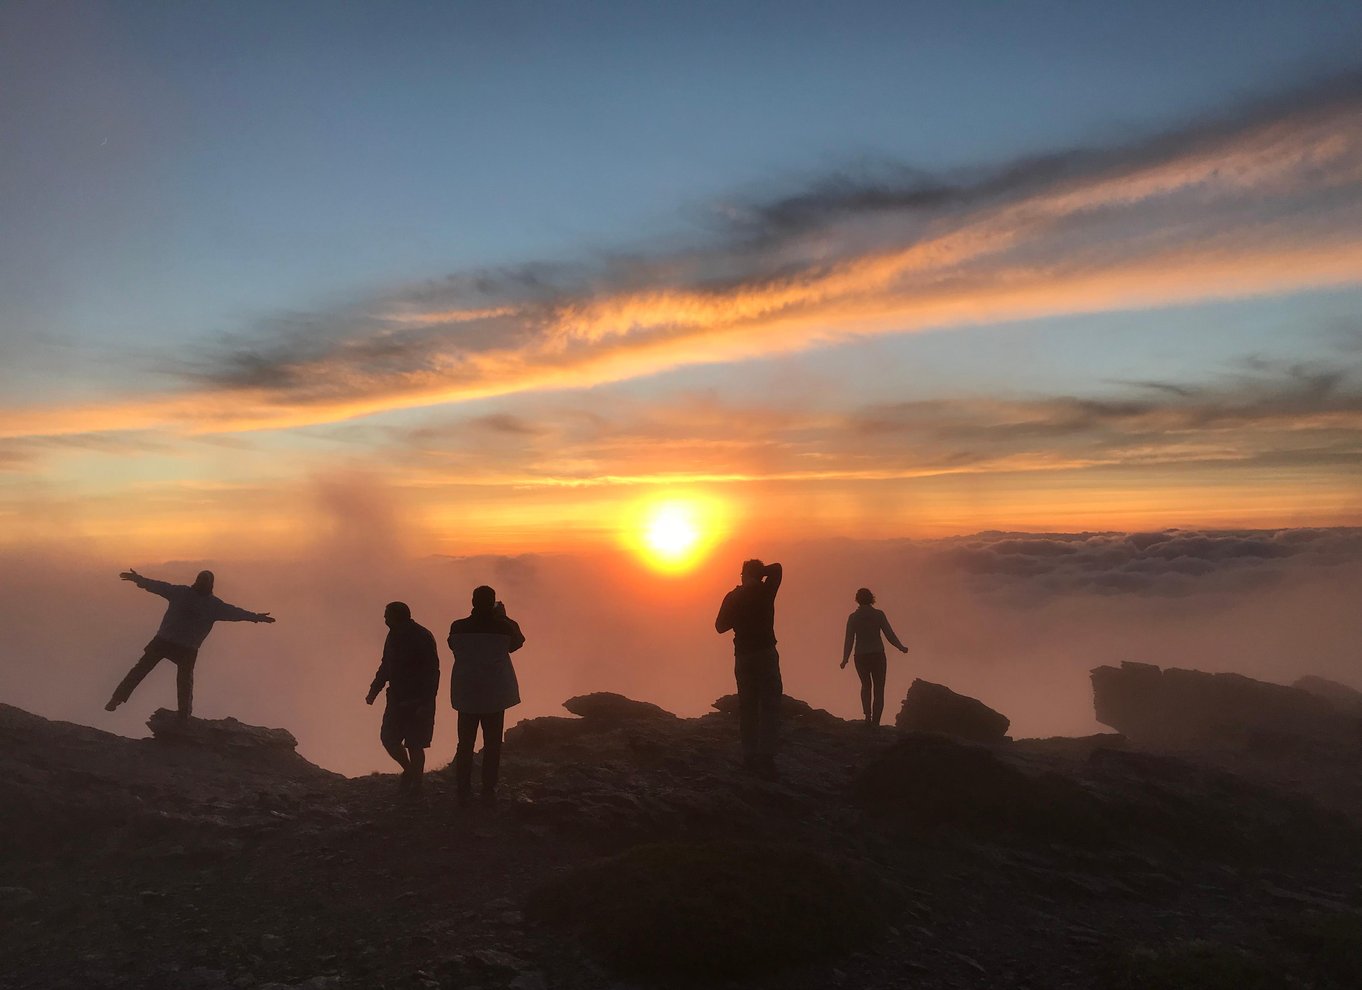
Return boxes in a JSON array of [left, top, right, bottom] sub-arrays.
[[5, 675, 1362, 990]]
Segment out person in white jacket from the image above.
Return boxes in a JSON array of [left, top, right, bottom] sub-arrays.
[[105, 569, 274, 718], [447, 585, 524, 807]]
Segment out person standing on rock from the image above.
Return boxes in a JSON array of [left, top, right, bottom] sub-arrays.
[[366, 602, 441, 796], [447, 586, 525, 808], [105, 569, 275, 718], [715, 559, 783, 779], [840, 587, 909, 727]]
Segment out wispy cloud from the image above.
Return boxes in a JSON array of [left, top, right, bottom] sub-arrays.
[[341, 355, 1362, 490], [3, 73, 1362, 439]]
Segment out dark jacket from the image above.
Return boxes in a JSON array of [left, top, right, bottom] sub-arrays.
[[715, 565, 782, 655], [370, 619, 440, 705], [448, 607, 525, 713]]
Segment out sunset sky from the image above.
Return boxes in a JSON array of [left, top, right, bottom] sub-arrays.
[[4, 2, 1362, 769], [2, 1, 1360, 564]]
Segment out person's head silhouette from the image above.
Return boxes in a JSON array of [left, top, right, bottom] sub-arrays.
[[193, 570, 215, 596], [384, 601, 411, 628], [472, 585, 497, 610], [741, 559, 766, 586], [855, 587, 875, 606]]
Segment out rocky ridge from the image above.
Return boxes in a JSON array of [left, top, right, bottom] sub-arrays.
[[4, 669, 1362, 990]]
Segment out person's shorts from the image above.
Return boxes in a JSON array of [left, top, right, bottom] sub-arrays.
[[381, 697, 436, 749], [145, 636, 199, 666]]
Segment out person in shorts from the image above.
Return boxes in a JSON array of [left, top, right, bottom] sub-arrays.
[[366, 601, 440, 796]]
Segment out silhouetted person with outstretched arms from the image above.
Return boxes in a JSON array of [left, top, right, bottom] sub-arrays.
[[715, 559, 783, 779], [841, 587, 908, 727], [447, 585, 525, 808], [105, 569, 274, 718], [366, 601, 440, 797]]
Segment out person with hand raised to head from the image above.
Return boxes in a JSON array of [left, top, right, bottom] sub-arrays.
[[715, 558, 784, 779]]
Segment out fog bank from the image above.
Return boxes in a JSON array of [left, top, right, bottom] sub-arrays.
[[2, 527, 1358, 776]]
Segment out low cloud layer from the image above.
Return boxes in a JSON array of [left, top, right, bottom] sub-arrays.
[[3, 73, 1362, 439], [934, 526, 1362, 599], [3, 524, 1359, 775]]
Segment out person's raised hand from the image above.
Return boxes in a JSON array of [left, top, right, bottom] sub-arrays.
[[256, 612, 276, 624], [120, 569, 139, 581]]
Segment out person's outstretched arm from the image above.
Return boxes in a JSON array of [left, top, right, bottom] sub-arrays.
[[841, 614, 855, 668], [763, 562, 783, 596], [880, 611, 908, 653], [213, 599, 275, 623], [121, 569, 176, 599]]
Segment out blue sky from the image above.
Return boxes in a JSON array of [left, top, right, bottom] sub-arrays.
[[2, 1, 1361, 552]]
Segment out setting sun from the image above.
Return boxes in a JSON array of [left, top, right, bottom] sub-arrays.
[[625, 495, 729, 574]]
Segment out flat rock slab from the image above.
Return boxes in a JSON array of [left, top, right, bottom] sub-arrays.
[[147, 709, 299, 753], [562, 692, 678, 722]]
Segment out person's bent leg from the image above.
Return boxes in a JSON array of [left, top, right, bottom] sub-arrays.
[[869, 652, 888, 727], [406, 745, 425, 793], [405, 698, 433, 795], [380, 708, 413, 782], [480, 711, 505, 801], [107, 650, 163, 710], [454, 712, 478, 805], [854, 654, 873, 721], [175, 657, 196, 719]]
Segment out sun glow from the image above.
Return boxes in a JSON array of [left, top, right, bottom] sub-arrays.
[[626, 495, 729, 574]]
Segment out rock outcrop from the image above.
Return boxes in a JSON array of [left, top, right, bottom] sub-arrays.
[[148, 709, 302, 754], [8, 687, 1362, 990], [562, 692, 678, 723], [1292, 675, 1362, 715], [1090, 661, 1361, 749], [893, 679, 1011, 743], [0, 703, 337, 858]]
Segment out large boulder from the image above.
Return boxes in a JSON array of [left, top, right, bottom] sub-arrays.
[[563, 692, 678, 723], [1090, 662, 1359, 749], [147, 709, 300, 754], [894, 679, 1010, 743]]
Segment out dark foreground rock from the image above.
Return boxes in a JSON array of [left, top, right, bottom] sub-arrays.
[[894, 678, 1011, 743], [1091, 661, 1361, 750], [526, 840, 892, 979], [5, 693, 1362, 990]]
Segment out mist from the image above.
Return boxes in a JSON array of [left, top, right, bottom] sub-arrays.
[[3, 512, 1359, 776]]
